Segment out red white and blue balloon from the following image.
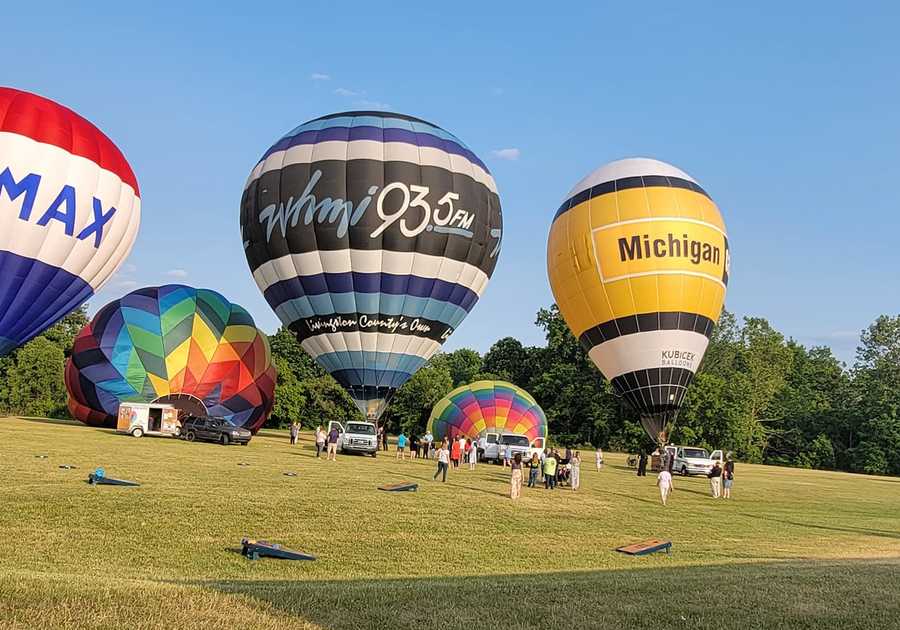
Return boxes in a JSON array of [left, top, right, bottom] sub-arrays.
[[0, 87, 141, 355]]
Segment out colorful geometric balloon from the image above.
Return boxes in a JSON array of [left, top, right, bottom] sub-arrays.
[[427, 381, 547, 442], [0, 87, 141, 356], [547, 158, 730, 444], [65, 285, 276, 432], [240, 111, 503, 420]]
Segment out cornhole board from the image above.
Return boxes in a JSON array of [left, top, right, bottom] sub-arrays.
[[616, 539, 672, 556], [241, 538, 316, 561], [87, 473, 140, 487], [377, 482, 418, 492]]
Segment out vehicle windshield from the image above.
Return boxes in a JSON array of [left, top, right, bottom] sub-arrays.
[[347, 423, 375, 435], [499, 435, 529, 447], [683, 448, 709, 459]]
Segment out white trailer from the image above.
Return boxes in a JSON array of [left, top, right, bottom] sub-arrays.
[[116, 402, 180, 438]]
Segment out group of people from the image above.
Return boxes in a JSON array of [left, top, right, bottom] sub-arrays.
[[381, 428, 439, 460], [655, 453, 736, 506], [290, 422, 341, 461]]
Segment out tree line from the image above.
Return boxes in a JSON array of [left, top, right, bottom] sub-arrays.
[[2, 305, 898, 476]]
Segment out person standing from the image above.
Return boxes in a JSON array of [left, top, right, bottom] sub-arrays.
[[570, 451, 581, 491], [450, 437, 461, 469], [410, 434, 419, 459], [510, 453, 523, 499], [527, 453, 540, 487], [503, 443, 512, 467], [327, 425, 340, 461], [723, 455, 735, 499], [707, 460, 723, 498], [382, 427, 389, 452], [433, 440, 450, 482], [543, 451, 557, 489], [314, 425, 326, 458], [396, 432, 408, 461], [468, 441, 477, 470], [657, 468, 673, 505], [637, 449, 648, 477], [289, 421, 299, 446], [423, 430, 434, 459], [595, 447, 604, 471]]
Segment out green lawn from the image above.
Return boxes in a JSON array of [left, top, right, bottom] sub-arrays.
[[1, 416, 899, 630]]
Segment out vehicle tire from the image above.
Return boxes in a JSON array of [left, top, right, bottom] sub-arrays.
[[681, 465, 688, 476], [241, 441, 249, 446], [370, 452, 377, 458], [185, 431, 196, 442], [221, 433, 230, 446], [131, 427, 143, 438]]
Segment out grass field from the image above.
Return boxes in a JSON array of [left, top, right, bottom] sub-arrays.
[[1, 416, 899, 630]]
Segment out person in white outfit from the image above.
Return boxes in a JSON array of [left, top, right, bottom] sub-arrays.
[[468, 442, 477, 470], [570, 451, 581, 491], [657, 469, 674, 505], [595, 447, 603, 471]]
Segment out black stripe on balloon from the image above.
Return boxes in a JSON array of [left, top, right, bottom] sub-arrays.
[[552, 175, 711, 222], [611, 367, 695, 415], [578, 312, 715, 353], [240, 160, 502, 278], [288, 313, 452, 344], [310, 111, 439, 126]]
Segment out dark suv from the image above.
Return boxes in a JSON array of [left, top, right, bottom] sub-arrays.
[[180, 416, 251, 446]]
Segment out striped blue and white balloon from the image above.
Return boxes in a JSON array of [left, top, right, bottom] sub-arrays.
[[240, 111, 502, 419]]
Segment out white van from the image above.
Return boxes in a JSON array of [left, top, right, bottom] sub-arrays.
[[476, 432, 545, 463], [328, 420, 378, 456], [117, 402, 180, 438]]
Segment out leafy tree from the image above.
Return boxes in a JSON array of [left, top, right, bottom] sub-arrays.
[[482, 337, 538, 387], [296, 376, 358, 428], [40, 306, 89, 357], [7, 337, 67, 418], [269, 356, 306, 427], [382, 360, 453, 435], [434, 348, 483, 387]]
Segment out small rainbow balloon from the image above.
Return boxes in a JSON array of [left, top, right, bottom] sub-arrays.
[[427, 380, 547, 441]]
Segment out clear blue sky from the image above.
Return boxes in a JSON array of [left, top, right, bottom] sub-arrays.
[[3, 1, 898, 365]]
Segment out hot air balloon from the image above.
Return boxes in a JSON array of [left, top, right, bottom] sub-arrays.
[[547, 158, 730, 446], [427, 380, 547, 443], [240, 111, 502, 420], [0, 87, 140, 355], [65, 285, 276, 432]]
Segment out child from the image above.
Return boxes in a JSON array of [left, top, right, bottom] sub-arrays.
[[657, 468, 673, 505], [527, 453, 540, 487], [468, 442, 477, 470], [595, 447, 604, 471], [723, 455, 735, 499], [503, 443, 512, 467], [571, 451, 581, 491], [450, 437, 461, 468]]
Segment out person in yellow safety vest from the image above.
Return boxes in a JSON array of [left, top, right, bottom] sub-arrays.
[[543, 451, 558, 490]]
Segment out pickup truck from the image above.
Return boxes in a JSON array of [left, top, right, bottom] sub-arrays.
[[328, 420, 378, 456], [476, 431, 545, 464]]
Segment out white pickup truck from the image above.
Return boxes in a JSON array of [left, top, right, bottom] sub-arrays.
[[476, 431, 545, 464], [328, 420, 378, 457]]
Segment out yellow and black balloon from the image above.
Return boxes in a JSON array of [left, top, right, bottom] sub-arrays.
[[547, 158, 730, 445]]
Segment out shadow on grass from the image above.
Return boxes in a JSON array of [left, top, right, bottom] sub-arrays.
[[397, 471, 507, 498], [739, 512, 900, 539], [15, 416, 82, 427], [195, 559, 900, 630]]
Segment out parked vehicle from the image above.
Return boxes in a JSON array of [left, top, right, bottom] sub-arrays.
[[328, 420, 378, 456], [673, 446, 714, 476], [117, 402, 180, 438], [476, 432, 545, 463], [181, 416, 251, 445]]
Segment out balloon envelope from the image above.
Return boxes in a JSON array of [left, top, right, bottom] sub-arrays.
[[427, 380, 547, 442], [0, 87, 140, 355], [547, 158, 730, 443], [240, 111, 503, 419], [65, 285, 276, 432]]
